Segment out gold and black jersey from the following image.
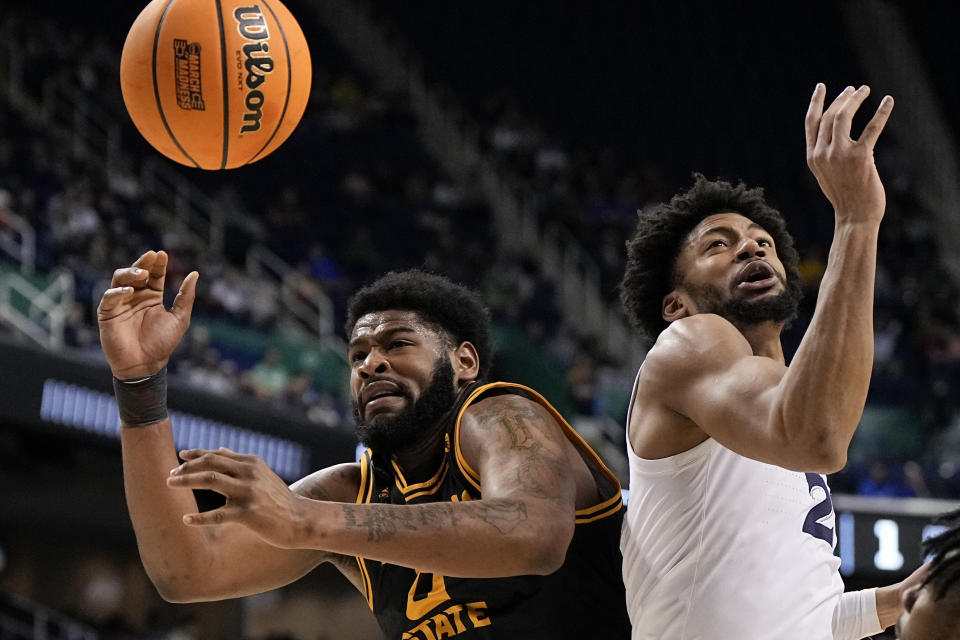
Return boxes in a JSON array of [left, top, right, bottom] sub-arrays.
[[354, 382, 631, 639]]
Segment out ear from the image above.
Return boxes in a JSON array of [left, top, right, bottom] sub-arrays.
[[452, 341, 480, 384], [662, 291, 689, 323]]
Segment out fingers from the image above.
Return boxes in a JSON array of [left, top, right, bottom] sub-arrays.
[[858, 94, 894, 150], [832, 85, 871, 142], [804, 83, 826, 152], [814, 85, 855, 152], [171, 448, 249, 478], [147, 250, 169, 293], [167, 467, 245, 494], [109, 266, 150, 289], [170, 271, 199, 326], [180, 447, 257, 463], [97, 286, 135, 316], [183, 506, 241, 527]]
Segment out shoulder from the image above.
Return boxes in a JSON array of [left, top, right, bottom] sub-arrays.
[[642, 315, 752, 381], [458, 386, 566, 461], [289, 462, 361, 503], [460, 387, 557, 435]]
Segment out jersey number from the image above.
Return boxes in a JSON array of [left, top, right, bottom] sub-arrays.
[[802, 472, 834, 545], [406, 570, 451, 620]]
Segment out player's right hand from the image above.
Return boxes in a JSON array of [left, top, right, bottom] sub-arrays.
[[804, 83, 894, 226], [97, 250, 198, 380]]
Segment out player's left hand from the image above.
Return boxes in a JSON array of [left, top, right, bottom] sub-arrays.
[[167, 447, 311, 549], [876, 562, 930, 629]]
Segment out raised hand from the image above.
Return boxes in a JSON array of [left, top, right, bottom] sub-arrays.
[[168, 447, 308, 549], [97, 250, 199, 380], [805, 83, 894, 225]]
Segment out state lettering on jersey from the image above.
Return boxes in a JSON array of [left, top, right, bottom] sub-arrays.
[[401, 602, 491, 640]]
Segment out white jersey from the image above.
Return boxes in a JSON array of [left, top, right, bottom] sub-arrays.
[[621, 391, 844, 639]]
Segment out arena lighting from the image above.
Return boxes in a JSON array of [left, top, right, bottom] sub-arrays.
[[39, 378, 307, 479]]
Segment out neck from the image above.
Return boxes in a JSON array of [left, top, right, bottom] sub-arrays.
[[389, 382, 474, 480], [733, 320, 786, 363]]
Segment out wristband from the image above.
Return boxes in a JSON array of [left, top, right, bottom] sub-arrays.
[[113, 368, 169, 428]]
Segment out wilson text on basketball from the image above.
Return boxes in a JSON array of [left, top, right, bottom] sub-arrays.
[[233, 5, 275, 133]]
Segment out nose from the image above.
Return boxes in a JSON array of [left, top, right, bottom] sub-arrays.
[[736, 236, 765, 261], [357, 349, 389, 379]]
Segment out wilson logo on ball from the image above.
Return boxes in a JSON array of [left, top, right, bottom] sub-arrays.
[[121, 0, 311, 170], [234, 5, 274, 134]]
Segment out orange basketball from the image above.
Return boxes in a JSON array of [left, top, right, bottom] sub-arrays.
[[120, 0, 312, 170]]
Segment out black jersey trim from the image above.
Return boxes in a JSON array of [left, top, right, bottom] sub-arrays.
[[397, 458, 451, 502], [391, 456, 449, 495]]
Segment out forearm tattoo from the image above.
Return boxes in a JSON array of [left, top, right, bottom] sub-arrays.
[[341, 500, 527, 543]]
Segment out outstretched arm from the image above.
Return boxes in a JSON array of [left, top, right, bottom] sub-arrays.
[[98, 251, 360, 602], [169, 393, 579, 578], [644, 85, 893, 472]]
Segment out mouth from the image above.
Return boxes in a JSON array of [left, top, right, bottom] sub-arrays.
[[735, 260, 780, 292], [360, 380, 406, 412]]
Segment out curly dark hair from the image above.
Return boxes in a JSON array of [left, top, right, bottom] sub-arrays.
[[345, 269, 493, 380], [619, 174, 802, 345], [922, 507, 960, 601]]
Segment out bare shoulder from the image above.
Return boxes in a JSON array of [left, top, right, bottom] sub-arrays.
[[290, 462, 362, 503], [630, 315, 754, 457], [462, 391, 553, 431], [459, 391, 565, 463], [641, 314, 752, 387]]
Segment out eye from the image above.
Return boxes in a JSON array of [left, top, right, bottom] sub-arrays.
[[709, 239, 727, 249], [350, 351, 367, 363], [389, 340, 411, 350], [758, 238, 773, 247]]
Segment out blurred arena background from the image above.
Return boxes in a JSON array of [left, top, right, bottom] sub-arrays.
[[1, 1, 959, 638]]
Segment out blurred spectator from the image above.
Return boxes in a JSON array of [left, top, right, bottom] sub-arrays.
[[244, 347, 290, 401], [856, 461, 917, 498]]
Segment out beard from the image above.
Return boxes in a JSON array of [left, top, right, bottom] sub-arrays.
[[352, 357, 458, 457], [685, 274, 801, 327]]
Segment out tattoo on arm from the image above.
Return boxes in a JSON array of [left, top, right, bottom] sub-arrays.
[[468, 396, 571, 504], [341, 500, 528, 543]]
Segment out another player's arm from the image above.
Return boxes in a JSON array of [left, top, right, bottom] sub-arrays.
[[170, 394, 578, 578], [125, 423, 362, 602], [98, 250, 362, 603]]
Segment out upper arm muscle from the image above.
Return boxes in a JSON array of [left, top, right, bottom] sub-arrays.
[[459, 393, 579, 518], [644, 315, 797, 468]]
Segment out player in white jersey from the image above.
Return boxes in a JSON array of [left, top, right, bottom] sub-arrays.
[[618, 84, 926, 639]]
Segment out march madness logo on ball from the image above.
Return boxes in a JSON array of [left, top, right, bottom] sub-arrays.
[[173, 39, 205, 111]]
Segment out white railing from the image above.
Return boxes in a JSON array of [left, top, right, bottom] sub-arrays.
[[140, 157, 227, 254], [246, 244, 336, 338], [0, 269, 74, 349], [0, 207, 36, 275]]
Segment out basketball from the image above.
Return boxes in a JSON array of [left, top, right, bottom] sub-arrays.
[[120, 0, 312, 170]]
